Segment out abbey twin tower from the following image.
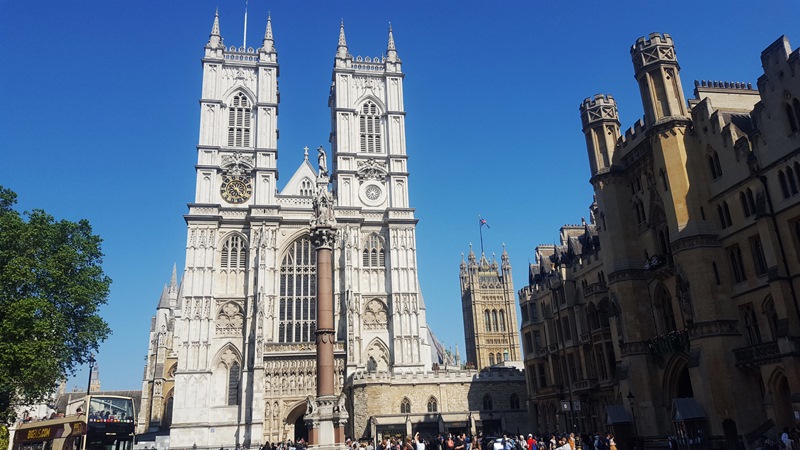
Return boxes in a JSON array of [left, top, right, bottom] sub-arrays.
[[136, 11, 528, 449]]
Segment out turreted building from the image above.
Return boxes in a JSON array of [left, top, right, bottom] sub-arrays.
[[460, 246, 521, 370], [519, 33, 800, 447]]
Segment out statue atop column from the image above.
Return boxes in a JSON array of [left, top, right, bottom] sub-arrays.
[[317, 145, 329, 178]]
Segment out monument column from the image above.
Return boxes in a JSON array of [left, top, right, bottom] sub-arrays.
[[306, 147, 349, 449]]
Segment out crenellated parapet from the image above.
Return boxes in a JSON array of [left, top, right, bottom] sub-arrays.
[[695, 80, 754, 90], [580, 94, 620, 131], [619, 118, 647, 149], [348, 367, 525, 386], [631, 32, 678, 75]]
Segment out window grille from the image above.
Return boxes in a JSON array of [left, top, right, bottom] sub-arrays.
[[359, 101, 382, 153], [228, 93, 252, 147], [278, 237, 317, 343]]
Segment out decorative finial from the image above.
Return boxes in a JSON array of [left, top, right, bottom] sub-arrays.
[[336, 19, 348, 59], [169, 263, 178, 290], [386, 22, 398, 62], [207, 8, 222, 48], [303, 146, 309, 160]]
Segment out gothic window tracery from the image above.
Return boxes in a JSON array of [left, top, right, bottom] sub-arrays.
[[427, 396, 438, 413], [228, 361, 240, 405], [359, 101, 382, 153], [363, 299, 388, 329], [278, 237, 316, 343], [484, 310, 491, 332], [654, 285, 677, 334], [217, 302, 244, 334], [362, 234, 386, 268], [499, 309, 506, 332], [400, 397, 411, 414], [220, 234, 248, 270], [213, 346, 241, 406], [491, 310, 499, 332], [227, 92, 252, 147]]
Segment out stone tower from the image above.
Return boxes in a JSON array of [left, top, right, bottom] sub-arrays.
[[459, 245, 520, 369], [328, 22, 433, 376]]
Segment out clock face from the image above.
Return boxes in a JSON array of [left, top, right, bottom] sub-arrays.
[[365, 185, 382, 201], [220, 175, 252, 204]]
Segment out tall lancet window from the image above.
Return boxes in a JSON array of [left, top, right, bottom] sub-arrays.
[[228, 92, 252, 147], [359, 101, 382, 153], [220, 234, 247, 270], [278, 237, 317, 343], [362, 233, 386, 268]]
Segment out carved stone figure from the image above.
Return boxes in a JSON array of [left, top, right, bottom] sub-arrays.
[[317, 146, 328, 177]]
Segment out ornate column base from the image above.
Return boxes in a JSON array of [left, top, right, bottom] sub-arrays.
[[304, 393, 350, 449]]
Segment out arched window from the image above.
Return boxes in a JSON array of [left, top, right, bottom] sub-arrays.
[[763, 297, 779, 341], [427, 396, 438, 413], [482, 394, 493, 411], [227, 92, 252, 147], [779, 171, 790, 199], [400, 397, 411, 414], [492, 310, 498, 332], [747, 188, 756, 215], [300, 178, 313, 197], [739, 303, 762, 346], [279, 237, 316, 343], [509, 393, 521, 410], [499, 310, 506, 332], [359, 101, 382, 153], [787, 102, 800, 132], [717, 205, 727, 229], [228, 361, 240, 405], [789, 167, 799, 194], [723, 202, 732, 226], [362, 234, 385, 268], [484, 310, 491, 332], [221, 234, 247, 269], [654, 286, 677, 334], [708, 151, 722, 179], [489, 353, 495, 366], [503, 350, 509, 361], [740, 192, 751, 218]]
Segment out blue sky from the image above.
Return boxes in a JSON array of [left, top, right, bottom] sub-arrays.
[[1, 0, 798, 391]]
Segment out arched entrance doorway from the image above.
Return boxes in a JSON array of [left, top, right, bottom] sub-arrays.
[[769, 370, 793, 429], [294, 414, 309, 442], [285, 402, 308, 443]]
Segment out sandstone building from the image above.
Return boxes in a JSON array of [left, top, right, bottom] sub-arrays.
[[519, 33, 800, 447], [460, 246, 522, 370], [137, 13, 528, 448]]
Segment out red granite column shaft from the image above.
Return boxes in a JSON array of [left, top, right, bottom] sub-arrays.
[[316, 238, 335, 397]]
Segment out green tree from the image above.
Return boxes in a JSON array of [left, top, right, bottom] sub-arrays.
[[0, 186, 111, 423]]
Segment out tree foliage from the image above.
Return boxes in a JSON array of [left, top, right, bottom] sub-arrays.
[[0, 186, 111, 423]]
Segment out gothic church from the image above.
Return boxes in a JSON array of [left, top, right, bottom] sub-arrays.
[[137, 12, 528, 448]]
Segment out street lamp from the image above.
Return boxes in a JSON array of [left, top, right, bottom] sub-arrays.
[[627, 391, 638, 448], [86, 354, 96, 395]]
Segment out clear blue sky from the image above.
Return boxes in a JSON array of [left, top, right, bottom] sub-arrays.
[[2, 0, 797, 391]]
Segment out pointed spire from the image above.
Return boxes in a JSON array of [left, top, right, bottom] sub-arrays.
[[386, 22, 398, 62], [207, 8, 223, 49], [169, 263, 178, 291], [261, 12, 275, 53], [157, 284, 170, 309], [501, 243, 511, 270], [336, 19, 349, 59]]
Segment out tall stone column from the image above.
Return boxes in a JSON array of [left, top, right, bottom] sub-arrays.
[[305, 149, 348, 449]]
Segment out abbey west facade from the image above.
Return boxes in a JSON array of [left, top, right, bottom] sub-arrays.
[[137, 13, 528, 448], [519, 34, 800, 447]]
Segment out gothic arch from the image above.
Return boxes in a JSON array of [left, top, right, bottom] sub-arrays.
[[355, 94, 386, 114], [766, 367, 794, 428], [365, 337, 390, 371], [221, 85, 257, 107], [284, 400, 309, 443], [651, 282, 677, 334], [662, 353, 693, 403], [211, 344, 242, 406], [218, 231, 250, 270]]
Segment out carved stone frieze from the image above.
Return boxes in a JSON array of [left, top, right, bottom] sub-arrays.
[[687, 320, 740, 339], [356, 158, 388, 182]]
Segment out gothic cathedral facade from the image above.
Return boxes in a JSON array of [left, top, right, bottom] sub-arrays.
[[138, 13, 435, 447]]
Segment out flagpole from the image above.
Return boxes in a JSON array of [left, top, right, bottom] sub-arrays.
[[479, 217, 484, 255], [243, 0, 248, 48]]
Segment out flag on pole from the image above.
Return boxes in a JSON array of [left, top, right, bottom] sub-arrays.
[[479, 217, 490, 228]]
